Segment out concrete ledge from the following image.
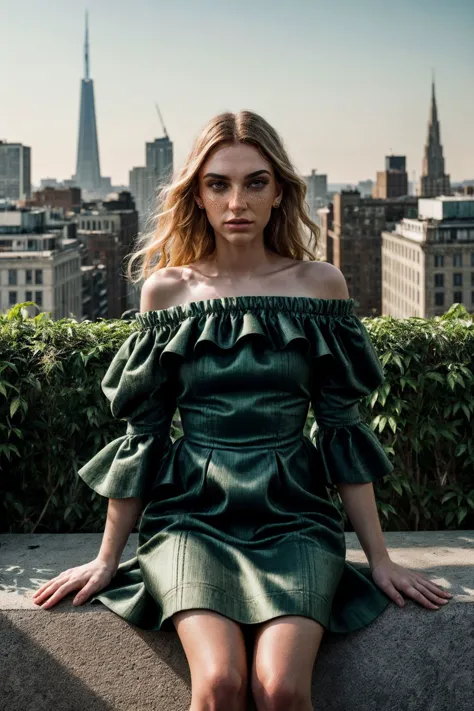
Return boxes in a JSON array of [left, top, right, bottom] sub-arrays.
[[0, 531, 473, 711]]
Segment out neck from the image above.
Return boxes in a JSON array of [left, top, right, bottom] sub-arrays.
[[204, 241, 278, 279]]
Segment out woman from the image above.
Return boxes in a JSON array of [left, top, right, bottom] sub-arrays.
[[33, 111, 452, 711]]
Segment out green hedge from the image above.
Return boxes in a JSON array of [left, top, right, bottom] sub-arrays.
[[1, 301, 473, 534]]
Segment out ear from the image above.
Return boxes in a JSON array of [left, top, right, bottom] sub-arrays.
[[194, 191, 204, 210], [273, 181, 283, 207]]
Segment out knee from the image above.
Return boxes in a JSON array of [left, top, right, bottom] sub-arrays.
[[195, 668, 246, 709], [252, 675, 309, 711]]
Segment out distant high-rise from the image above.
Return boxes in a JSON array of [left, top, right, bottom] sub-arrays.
[[129, 167, 155, 230], [146, 137, 173, 186], [418, 79, 451, 198], [0, 141, 31, 200], [373, 155, 408, 199], [130, 114, 174, 230], [304, 169, 328, 223], [73, 12, 102, 197]]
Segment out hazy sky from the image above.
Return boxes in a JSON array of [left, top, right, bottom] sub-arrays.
[[1, 0, 473, 186]]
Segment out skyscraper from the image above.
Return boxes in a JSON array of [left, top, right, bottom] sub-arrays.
[[418, 79, 451, 198], [0, 141, 31, 200], [304, 169, 328, 222], [372, 155, 408, 199], [129, 113, 174, 231], [146, 137, 173, 186], [73, 12, 102, 198]]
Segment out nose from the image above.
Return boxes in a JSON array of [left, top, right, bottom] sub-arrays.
[[228, 186, 247, 211]]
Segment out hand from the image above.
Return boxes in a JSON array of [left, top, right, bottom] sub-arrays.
[[370, 556, 454, 610], [32, 558, 117, 610]]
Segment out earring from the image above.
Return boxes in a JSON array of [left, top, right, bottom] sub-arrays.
[[273, 200, 281, 208]]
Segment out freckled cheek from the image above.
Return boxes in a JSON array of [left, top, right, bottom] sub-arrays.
[[201, 193, 226, 220], [202, 192, 273, 223], [248, 193, 274, 225]]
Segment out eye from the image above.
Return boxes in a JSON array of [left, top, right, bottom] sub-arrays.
[[249, 179, 268, 188], [208, 181, 227, 191]]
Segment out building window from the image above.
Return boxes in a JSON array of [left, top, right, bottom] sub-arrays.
[[8, 269, 17, 285], [26, 269, 32, 285], [471, 272, 474, 287], [9, 291, 17, 306], [35, 269, 43, 285], [26, 290, 32, 301], [472, 291, 474, 304], [453, 253, 463, 267], [35, 291, 43, 307], [453, 273, 463, 287], [471, 252, 474, 266], [434, 273, 444, 288], [453, 291, 463, 303], [435, 292, 444, 306], [434, 254, 444, 267]]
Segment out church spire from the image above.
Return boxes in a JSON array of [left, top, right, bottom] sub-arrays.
[[418, 75, 451, 198], [430, 73, 438, 125], [84, 11, 90, 81]]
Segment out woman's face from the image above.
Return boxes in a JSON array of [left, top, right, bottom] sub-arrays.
[[196, 142, 282, 244]]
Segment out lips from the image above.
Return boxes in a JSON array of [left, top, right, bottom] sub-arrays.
[[226, 219, 252, 224]]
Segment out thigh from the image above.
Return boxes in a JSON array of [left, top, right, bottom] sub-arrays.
[[171, 609, 249, 691], [250, 615, 325, 701]]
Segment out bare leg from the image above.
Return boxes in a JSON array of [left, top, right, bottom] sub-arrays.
[[171, 609, 249, 711], [250, 615, 325, 711]]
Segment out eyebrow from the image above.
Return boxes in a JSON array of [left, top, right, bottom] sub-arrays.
[[203, 169, 271, 179]]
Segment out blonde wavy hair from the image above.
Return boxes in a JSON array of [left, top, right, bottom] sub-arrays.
[[126, 110, 320, 284]]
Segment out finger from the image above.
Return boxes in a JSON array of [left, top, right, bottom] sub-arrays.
[[412, 580, 450, 605], [33, 578, 70, 605], [33, 570, 71, 597], [412, 576, 453, 598], [34, 575, 78, 606], [72, 577, 103, 606], [379, 581, 406, 608], [40, 581, 78, 609], [403, 584, 439, 609], [33, 576, 63, 597]]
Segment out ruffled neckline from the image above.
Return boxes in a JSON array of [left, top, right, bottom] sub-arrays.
[[135, 295, 354, 329]]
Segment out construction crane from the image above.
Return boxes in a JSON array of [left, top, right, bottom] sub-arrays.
[[155, 102, 169, 139]]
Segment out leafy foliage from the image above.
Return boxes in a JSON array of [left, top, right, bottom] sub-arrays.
[[1, 302, 473, 533]]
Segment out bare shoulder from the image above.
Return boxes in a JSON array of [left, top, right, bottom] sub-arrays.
[[300, 261, 350, 299], [140, 266, 189, 312]]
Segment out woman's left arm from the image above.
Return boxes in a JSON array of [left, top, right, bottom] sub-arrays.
[[336, 482, 453, 610]]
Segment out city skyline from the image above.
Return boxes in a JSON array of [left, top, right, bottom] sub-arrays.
[[1, 0, 473, 186]]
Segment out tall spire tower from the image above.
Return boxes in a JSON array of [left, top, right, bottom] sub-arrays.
[[74, 11, 102, 196], [418, 76, 451, 198]]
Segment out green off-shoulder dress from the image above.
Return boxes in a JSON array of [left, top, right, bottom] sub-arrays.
[[78, 295, 394, 634]]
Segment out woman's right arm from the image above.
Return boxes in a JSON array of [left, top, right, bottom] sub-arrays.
[[32, 497, 142, 609], [96, 497, 142, 569], [34, 276, 180, 610]]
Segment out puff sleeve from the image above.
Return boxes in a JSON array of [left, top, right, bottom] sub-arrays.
[[77, 328, 177, 501], [310, 314, 394, 489]]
